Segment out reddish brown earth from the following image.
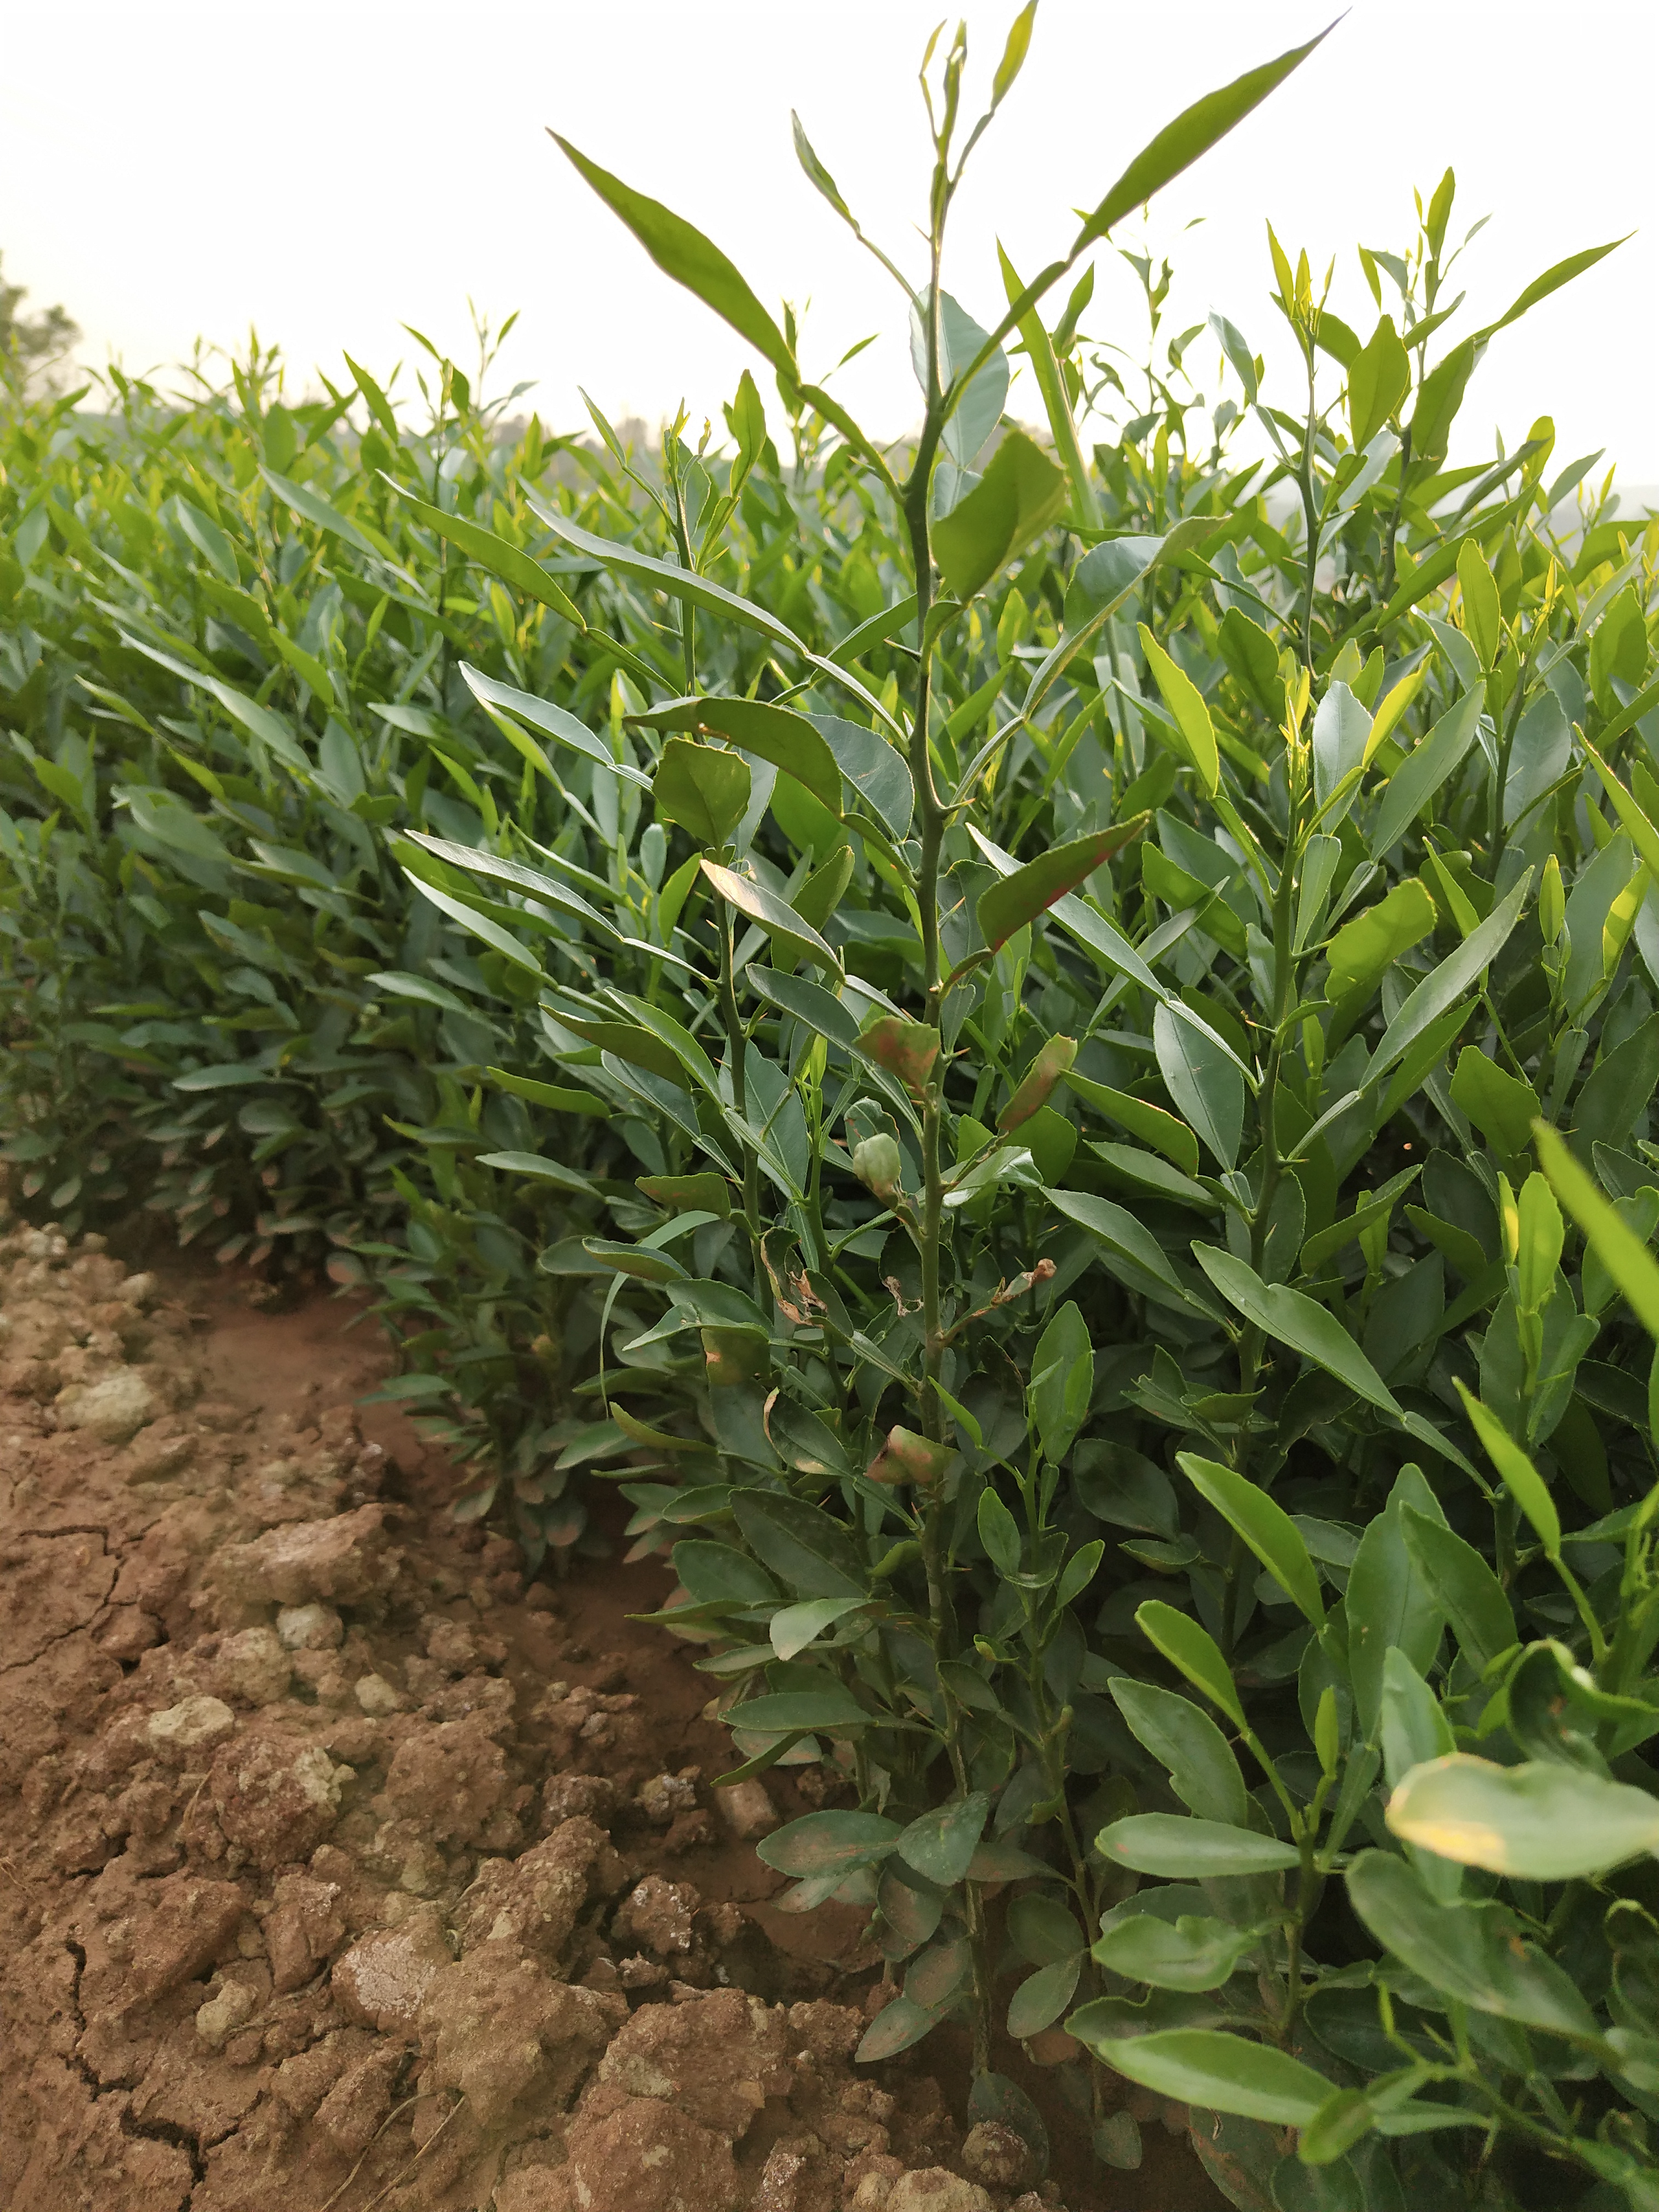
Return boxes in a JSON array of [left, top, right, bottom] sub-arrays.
[[0, 1212, 1221, 2212]]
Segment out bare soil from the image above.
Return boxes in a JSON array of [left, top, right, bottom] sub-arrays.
[[0, 1214, 1221, 2212]]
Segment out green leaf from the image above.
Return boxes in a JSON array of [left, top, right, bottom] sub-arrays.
[[551, 134, 793, 375], [1300, 1167, 1421, 1277], [991, 0, 1040, 106], [1368, 688, 1483, 861], [1049, 1188, 1218, 1319], [1311, 681, 1372, 819], [1409, 338, 1477, 466], [735, 1491, 868, 1599], [747, 969, 861, 1053], [1056, 1538, 1105, 1612], [459, 664, 651, 790], [1582, 733, 1659, 883], [1398, 1506, 1516, 1675], [1007, 1893, 1087, 1966], [32, 758, 86, 814], [978, 823, 1147, 953], [172, 1063, 294, 1093], [488, 1069, 608, 1117], [1176, 1453, 1325, 1625], [898, 1792, 991, 1887], [262, 466, 393, 562], [1386, 1755, 1659, 1881], [1062, 1069, 1200, 1175], [815, 714, 915, 837], [1573, 1014, 1659, 1157], [967, 822, 1167, 998], [1379, 1647, 1456, 1797], [1008, 1956, 1082, 2038], [758, 1809, 901, 1877], [1457, 541, 1501, 669], [933, 427, 1067, 600], [173, 496, 240, 584], [579, 1237, 686, 1283], [1154, 1004, 1244, 1170], [653, 740, 751, 848], [1345, 1466, 1447, 1744], [1513, 1171, 1564, 1316], [1110, 1679, 1250, 1826], [1031, 1300, 1093, 1465], [402, 831, 617, 940], [998, 244, 1098, 530], [638, 1171, 731, 1218], [734, 1687, 874, 1736], [701, 858, 841, 975], [388, 488, 583, 627], [532, 502, 820, 666], [1074, 29, 1330, 248], [1474, 235, 1629, 341], [1347, 314, 1410, 450], [1537, 1120, 1659, 1344], [905, 1929, 976, 2015], [1092, 1912, 1261, 1993], [1325, 879, 1436, 1000], [1088, 2028, 1333, 2127], [547, 1012, 686, 1085], [856, 1993, 943, 2063], [921, 291, 1011, 470], [1368, 872, 1530, 1088], [1096, 1814, 1300, 1879], [1448, 1048, 1540, 1164], [977, 1488, 1023, 1578], [1138, 625, 1220, 796], [121, 634, 307, 773], [636, 693, 842, 814], [1195, 1245, 1400, 1414], [1345, 1849, 1601, 2039], [770, 1596, 868, 1661], [876, 1861, 944, 1957], [1136, 1600, 1246, 1729], [474, 1150, 598, 1197], [1455, 1382, 1560, 1556], [671, 1538, 780, 1606], [405, 873, 545, 977]]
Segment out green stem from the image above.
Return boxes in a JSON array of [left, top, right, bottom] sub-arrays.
[[1378, 421, 1413, 608], [1295, 365, 1321, 672], [715, 900, 762, 1266]]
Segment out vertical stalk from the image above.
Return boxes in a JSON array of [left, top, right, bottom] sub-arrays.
[[1225, 708, 1305, 1650], [1295, 363, 1321, 673], [895, 180, 996, 2072], [715, 901, 763, 1269], [1378, 421, 1413, 607]]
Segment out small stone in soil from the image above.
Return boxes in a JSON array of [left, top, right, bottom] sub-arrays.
[[214, 1624, 293, 1705], [885, 2174, 995, 2212], [714, 1777, 779, 1839], [147, 1694, 236, 1759], [195, 1978, 257, 2049], [353, 1671, 402, 1716], [636, 1769, 699, 1825], [961, 2119, 1039, 2192], [276, 1601, 343, 1650]]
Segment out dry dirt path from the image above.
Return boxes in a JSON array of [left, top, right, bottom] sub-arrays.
[[0, 1215, 1218, 2212]]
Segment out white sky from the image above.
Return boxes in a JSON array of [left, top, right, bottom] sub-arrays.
[[4, 1, 1656, 490]]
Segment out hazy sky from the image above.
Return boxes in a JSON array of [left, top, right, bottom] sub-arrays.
[[4, 1, 1656, 488]]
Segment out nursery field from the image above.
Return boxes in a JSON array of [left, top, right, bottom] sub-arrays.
[[3, 15, 1659, 2212]]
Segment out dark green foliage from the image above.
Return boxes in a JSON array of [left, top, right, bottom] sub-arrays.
[[3, 14, 1658, 2206]]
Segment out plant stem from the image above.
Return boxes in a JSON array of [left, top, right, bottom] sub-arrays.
[[1296, 366, 1321, 672], [715, 901, 762, 1265], [1379, 422, 1413, 607]]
